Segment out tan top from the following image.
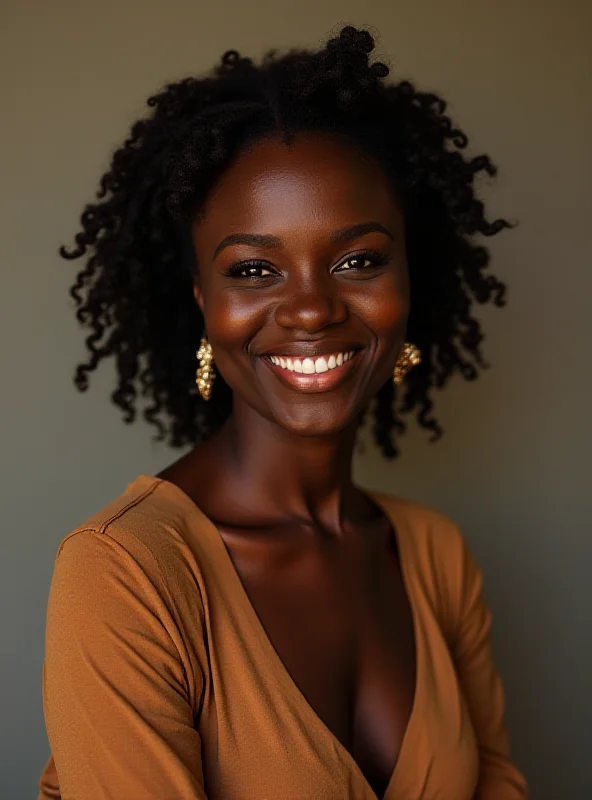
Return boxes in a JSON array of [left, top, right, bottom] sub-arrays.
[[38, 475, 528, 799]]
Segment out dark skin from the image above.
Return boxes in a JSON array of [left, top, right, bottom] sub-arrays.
[[158, 132, 416, 799]]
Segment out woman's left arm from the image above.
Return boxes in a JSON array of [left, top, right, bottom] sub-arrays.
[[451, 534, 529, 799]]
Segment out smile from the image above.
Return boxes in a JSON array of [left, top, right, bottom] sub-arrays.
[[267, 350, 356, 374], [261, 349, 363, 394]]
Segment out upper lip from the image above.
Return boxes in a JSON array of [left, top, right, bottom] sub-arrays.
[[256, 341, 365, 359]]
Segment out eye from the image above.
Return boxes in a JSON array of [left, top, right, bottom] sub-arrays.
[[225, 261, 278, 279], [333, 249, 389, 273]]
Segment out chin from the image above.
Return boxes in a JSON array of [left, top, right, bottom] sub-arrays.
[[267, 400, 361, 439]]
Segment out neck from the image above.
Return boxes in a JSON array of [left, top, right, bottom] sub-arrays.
[[203, 400, 366, 533]]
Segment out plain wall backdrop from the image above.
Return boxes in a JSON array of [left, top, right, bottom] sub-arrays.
[[1, 0, 591, 797]]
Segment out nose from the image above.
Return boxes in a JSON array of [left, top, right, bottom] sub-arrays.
[[273, 278, 348, 333]]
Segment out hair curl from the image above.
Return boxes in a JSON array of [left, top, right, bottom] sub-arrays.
[[61, 24, 512, 459]]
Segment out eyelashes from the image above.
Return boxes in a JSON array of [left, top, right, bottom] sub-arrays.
[[333, 249, 389, 273], [224, 249, 389, 280], [225, 261, 277, 279]]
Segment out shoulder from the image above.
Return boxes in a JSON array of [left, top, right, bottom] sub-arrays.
[[367, 489, 482, 634], [51, 475, 208, 622], [57, 475, 186, 555], [45, 476, 209, 717], [369, 488, 471, 567]]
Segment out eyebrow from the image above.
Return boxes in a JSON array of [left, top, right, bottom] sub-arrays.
[[212, 221, 395, 260]]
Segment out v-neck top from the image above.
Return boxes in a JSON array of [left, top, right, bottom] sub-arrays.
[[38, 474, 527, 799]]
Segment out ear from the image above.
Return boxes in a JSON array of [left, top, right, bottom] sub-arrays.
[[193, 281, 204, 315]]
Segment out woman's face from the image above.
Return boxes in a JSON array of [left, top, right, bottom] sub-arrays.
[[191, 131, 409, 437]]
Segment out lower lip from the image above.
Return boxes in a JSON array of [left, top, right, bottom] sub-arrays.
[[260, 351, 363, 393]]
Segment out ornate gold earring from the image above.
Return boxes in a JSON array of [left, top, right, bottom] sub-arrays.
[[196, 336, 215, 401], [393, 342, 421, 385]]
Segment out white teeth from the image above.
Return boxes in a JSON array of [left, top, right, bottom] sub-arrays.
[[268, 350, 358, 375]]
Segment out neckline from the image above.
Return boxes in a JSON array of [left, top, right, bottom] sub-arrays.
[[135, 474, 422, 800]]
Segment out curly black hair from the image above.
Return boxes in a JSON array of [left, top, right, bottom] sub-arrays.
[[61, 24, 512, 459]]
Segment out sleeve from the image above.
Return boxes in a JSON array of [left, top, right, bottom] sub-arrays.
[[37, 749, 61, 799], [42, 527, 209, 800], [451, 533, 528, 799]]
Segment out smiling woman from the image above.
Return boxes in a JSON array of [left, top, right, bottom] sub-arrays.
[[38, 24, 528, 800], [190, 131, 411, 434]]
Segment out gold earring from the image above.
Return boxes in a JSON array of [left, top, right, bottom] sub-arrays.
[[196, 336, 215, 401], [393, 342, 421, 385]]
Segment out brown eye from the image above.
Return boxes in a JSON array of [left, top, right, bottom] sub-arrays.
[[345, 256, 371, 270], [333, 250, 389, 273], [226, 261, 277, 279]]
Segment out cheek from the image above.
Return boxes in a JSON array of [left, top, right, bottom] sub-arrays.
[[349, 275, 410, 342], [204, 290, 268, 360]]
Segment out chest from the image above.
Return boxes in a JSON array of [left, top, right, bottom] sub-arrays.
[[217, 522, 417, 798]]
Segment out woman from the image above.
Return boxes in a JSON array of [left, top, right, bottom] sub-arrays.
[[38, 25, 528, 800]]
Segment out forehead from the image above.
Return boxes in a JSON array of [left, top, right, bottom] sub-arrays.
[[196, 132, 400, 236]]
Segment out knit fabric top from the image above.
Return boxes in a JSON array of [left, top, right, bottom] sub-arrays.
[[38, 474, 528, 799]]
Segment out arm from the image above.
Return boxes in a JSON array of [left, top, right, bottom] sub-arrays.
[[41, 527, 208, 799], [452, 534, 528, 799]]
